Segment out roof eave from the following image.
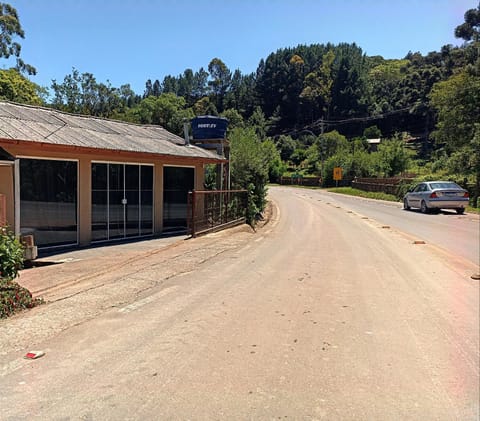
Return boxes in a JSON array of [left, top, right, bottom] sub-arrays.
[[0, 138, 227, 163]]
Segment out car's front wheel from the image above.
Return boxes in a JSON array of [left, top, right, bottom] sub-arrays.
[[420, 200, 429, 214], [403, 198, 410, 210], [456, 208, 465, 215]]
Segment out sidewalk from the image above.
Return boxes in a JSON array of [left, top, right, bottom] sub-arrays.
[[18, 234, 190, 299], [17, 201, 274, 302]]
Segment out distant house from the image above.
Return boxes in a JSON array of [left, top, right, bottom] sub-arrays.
[[0, 101, 224, 249], [367, 138, 381, 152]]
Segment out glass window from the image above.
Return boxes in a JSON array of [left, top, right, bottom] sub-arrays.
[[20, 158, 78, 247], [430, 182, 461, 190], [163, 167, 194, 231], [91, 163, 108, 241]]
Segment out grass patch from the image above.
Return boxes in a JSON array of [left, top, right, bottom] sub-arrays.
[[327, 187, 399, 202], [467, 205, 480, 214]]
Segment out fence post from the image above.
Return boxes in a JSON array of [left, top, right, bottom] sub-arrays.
[[190, 190, 196, 238]]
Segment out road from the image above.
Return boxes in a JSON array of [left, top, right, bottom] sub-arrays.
[[301, 187, 480, 267], [1, 186, 478, 420]]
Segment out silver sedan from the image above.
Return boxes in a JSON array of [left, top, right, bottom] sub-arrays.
[[403, 181, 469, 214]]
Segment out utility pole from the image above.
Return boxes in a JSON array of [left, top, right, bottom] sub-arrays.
[[320, 120, 325, 185]]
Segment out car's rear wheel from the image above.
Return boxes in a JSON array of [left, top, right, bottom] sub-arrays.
[[403, 198, 410, 210], [456, 208, 465, 215], [420, 200, 429, 214]]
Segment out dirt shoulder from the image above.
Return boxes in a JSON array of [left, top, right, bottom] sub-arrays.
[[0, 215, 273, 358]]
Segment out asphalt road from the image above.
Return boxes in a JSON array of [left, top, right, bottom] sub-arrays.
[[1, 186, 478, 420], [300, 187, 480, 267]]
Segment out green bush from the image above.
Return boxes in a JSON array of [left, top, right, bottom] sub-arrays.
[[0, 227, 24, 281], [229, 128, 269, 226], [0, 227, 42, 318], [396, 179, 415, 199]]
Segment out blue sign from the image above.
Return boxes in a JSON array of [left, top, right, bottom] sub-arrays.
[[191, 116, 228, 140]]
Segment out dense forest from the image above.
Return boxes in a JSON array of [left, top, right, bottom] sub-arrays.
[[1, 2, 479, 208]]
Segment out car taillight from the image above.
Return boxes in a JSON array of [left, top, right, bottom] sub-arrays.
[[464, 192, 469, 198], [430, 192, 438, 198]]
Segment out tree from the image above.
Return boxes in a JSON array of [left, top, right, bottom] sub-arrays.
[[221, 108, 244, 129], [429, 71, 480, 152], [224, 69, 256, 116], [128, 93, 194, 135], [367, 59, 409, 114], [302, 130, 349, 177], [152, 79, 161, 97], [117, 83, 138, 108], [320, 130, 349, 158], [0, 3, 35, 75], [275, 134, 297, 161], [192, 67, 209, 99], [51, 68, 124, 117], [193, 96, 217, 116], [455, 3, 480, 42], [373, 136, 411, 177], [289, 147, 307, 167], [300, 50, 335, 120], [0, 68, 44, 104], [162, 76, 177, 95], [247, 106, 268, 138], [331, 43, 369, 119], [262, 138, 286, 182], [144, 79, 152, 98], [429, 71, 480, 204], [208, 58, 231, 112], [363, 125, 381, 139], [229, 127, 270, 224]]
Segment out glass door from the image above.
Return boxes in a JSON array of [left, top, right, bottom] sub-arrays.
[[125, 164, 140, 237], [140, 166, 153, 235], [108, 164, 125, 239], [91, 163, 108, 241], [91, 163, 153, 242], [163, 166, 194, 232]]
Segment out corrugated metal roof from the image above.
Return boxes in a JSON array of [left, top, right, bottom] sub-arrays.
[[0, 101, 223, 161]]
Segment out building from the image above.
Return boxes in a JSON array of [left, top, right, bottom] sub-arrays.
[[0, 101, 225, 250], [366, 138, 381, 152]]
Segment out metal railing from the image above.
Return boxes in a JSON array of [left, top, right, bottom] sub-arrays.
[[187, 190, 247, 237]]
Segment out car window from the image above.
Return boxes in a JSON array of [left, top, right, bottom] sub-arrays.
[[430, 182, 461, 190], [413, 184, 422, 192]]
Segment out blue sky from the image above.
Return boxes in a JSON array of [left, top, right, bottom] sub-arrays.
[[8, 0, 478, 96]]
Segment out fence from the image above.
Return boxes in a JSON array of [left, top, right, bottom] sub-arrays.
[[352, 177, 415, 196], [280, 176, 322, 186], [0, 194, 6, 226], [187, 190, 247, 237]]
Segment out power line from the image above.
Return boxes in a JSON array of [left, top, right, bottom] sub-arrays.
[[308, 106, 413, 129], [275, 105, 426, 138]]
